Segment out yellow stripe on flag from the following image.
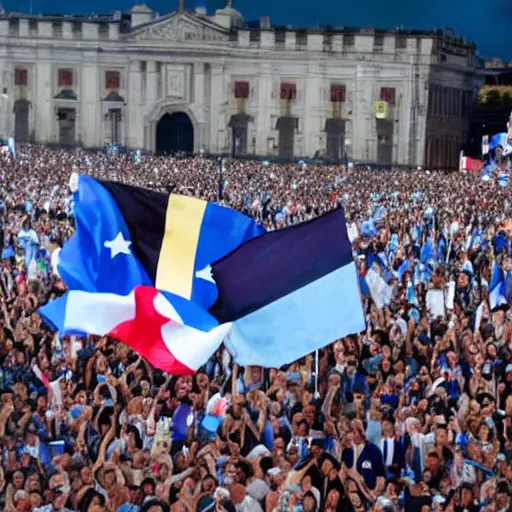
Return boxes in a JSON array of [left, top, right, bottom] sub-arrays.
[[156, 194, 207, 299]]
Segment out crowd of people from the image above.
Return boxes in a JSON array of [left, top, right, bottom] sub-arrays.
[[0, 144, 511, 512]]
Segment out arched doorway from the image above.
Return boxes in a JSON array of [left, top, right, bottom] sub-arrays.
[[156, 112, 194, 155]]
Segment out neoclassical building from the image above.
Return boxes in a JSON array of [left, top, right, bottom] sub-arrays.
[[0, 1, 477, 166]]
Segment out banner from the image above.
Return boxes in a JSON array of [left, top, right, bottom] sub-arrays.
[[374, 101, 387, 120], [460, 155, 482, 173]]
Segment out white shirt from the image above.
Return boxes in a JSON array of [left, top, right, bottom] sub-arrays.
[[380, 437, 394, 467], [426, 288, 445, 318], [51, 247, 61, 276]]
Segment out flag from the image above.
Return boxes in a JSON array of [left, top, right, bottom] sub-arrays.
[[7, 137, 16, 159], [489, 262, 508, 310], [406, 278, 419, 307], [365, 267, 393, 310], [498, 173, 510, 188], [209, 208, 365, 367], [57, 175, 264, 308], [40, 286, 232, 374]]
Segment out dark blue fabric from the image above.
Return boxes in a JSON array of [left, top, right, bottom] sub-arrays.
[[210, 208, 353, 322]]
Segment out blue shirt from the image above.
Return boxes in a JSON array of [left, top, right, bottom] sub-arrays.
[[117, 505, 140, 512]]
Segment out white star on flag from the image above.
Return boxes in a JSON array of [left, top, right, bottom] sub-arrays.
[[104, 232, 132, 259], [195, 265, 215, 284]]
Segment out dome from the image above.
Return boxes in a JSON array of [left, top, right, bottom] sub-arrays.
[[215, 5, 244, 28]]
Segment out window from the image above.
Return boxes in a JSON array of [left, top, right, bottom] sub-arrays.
[[14, 68, 28, 87], [296, 29, 307, 46], [395, 36, 407, 49], [58, 69, 74, 87], [99, 22, 109, 39], [8, 19, 19, 36], [343, 34, 354, 47], [249, 30, 260, 43], [280, 83, 296, 100], [72, 21, 82, 38], [29, 20, 38, 36], [380, 87, 396, 105], [323, 33, 332, 50], [374, 35, 384, 47], [234, 81, 249, 99], [330, 84, 346, 102], [106, 70, 120, 90], [52, 21, 63, 38], [275, 30, 286, 44]]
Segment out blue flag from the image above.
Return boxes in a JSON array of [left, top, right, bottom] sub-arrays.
[[490, 262, 508, 310], [57, 175, 152, 295]]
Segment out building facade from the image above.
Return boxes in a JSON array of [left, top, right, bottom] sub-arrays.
[[0, 2, 477, 166]]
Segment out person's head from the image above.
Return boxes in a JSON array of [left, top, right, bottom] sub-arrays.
[[496, 481, 511, 510], [141, 500, 171, 512], [382, 418, 394, 438], [80, 488, 106, 512], [80, 466, 94, 485], [351, 420, 365, 445], [102, 466, 117, 488], [174, 375, 193, 400], [267, 467, 283, 491], [36, 393, 47, 413], [28, 490, 43, 510], [235, 459, 253, 485], [425, 452, 441, 474], [141, 477, 156, 497], [227, 432, 241, 457], [435, 425, 448, 446], [346, 360, 357, 377], [12, 470, 25, 489], [202, 475, 217, 494], [302, 491, 318, 512], [14, 490, 30, 512], [460, 483, 473, 507], [125, 484, 140, 503]]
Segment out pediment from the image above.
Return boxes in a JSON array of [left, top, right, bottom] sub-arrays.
[[130, 13, 230, 43]]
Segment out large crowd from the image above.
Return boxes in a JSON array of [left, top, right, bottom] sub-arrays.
[[0, 144, 511, 512]]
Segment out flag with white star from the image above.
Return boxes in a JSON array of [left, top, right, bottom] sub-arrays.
[[55, 174, 265, 307]]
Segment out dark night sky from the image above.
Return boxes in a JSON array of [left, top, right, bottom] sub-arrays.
[[3, 0, 506, 60]]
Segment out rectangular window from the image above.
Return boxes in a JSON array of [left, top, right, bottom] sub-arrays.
[[380, 87, 396, 105], [249, 30, 260, 43], [8, 19, 19, 37], [374, 35, 384, 47], [106, 70, 120, 90], [395, 36, 407, 49], [280, 83, 296, 100], [14, 68, 28, 87], [52, 21, 63, 38], [275, 30, 286, 44], [330, 84, 346, 102], [234, 81, 249, 99], [72, 21, 82, 38], [58, 69, 74, 87], [99, 22, 109, 39], [296, 29, 308, 46], [343, 34, 354, 47], [29, 19, 38, 36]]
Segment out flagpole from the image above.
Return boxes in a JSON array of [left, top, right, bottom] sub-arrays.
[[314, 350, 319, 398]]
